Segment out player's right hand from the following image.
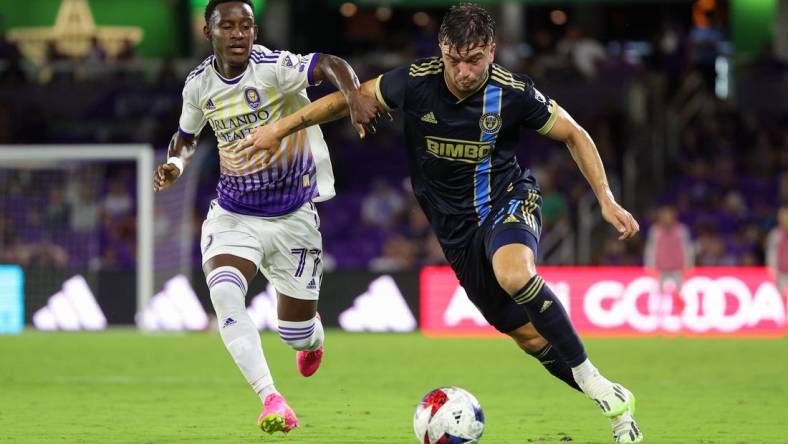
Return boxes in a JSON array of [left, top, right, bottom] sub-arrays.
[[153, 163, 180, 192], [601, 200, 640, 240], [347, 90, 390, 139]]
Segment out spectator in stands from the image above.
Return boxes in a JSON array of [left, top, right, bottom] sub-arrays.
[[115, 38, 139, 63], [540, 173, 568, 230], [0, 18, 27, 86], [688, 9, 724, 88], [368, 234, 418, 272], [557, 25, 607, 79], [527, 29, 564, 80], [27, 238, 68, 267], [0, 17, 19, 61], [102, 179, 133, 219], [766, 206, 788, 294], [69, 187, 101, 233], [84, 37, 107, 64], [695, 226, 735, 266], [422, 233, 448, 266], [644, 205, 694, 284], [361, 178, 405, 231], [779, 172, 788, 207], [1, 235, 31, 266], [44, 187, 71, 229], [0, 48, 26, 85]]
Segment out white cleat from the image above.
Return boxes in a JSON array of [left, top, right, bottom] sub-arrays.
[[610, 387, 643, 443], [590, 383, 632, 418]]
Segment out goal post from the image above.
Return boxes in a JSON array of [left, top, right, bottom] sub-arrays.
[[0, 145, 154, 327]]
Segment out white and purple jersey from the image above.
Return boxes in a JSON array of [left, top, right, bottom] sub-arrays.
[[179, 44, 335, 217]]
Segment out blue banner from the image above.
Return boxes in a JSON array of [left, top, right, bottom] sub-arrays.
[[0, 265, 24, 334]]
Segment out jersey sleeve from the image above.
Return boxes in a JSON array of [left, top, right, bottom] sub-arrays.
[[519, 83, 559, 135], [178, 80, 207, 137], [274, 50, 321, 95], [374, 64, 409, 111]]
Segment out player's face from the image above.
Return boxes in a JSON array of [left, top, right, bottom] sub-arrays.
[[440, 42, 495, 93], [205, 2, 257, 68]]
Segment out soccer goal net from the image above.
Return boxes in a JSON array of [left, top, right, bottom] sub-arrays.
[[0, 145, 180, 330]]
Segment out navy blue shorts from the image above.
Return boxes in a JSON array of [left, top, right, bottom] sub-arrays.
[[443, 186, 542, 333]]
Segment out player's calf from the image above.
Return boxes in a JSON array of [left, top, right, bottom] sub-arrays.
[[208, 266, 277, 401], [278, 315, 325, 377], [278, 315, 324, 351], [526, 344, 582, 392], [508, 324, 581, 392]]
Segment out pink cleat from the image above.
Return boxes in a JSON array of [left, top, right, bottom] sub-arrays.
[[297, 346, 324, 377], [257, 393, 299, 434]]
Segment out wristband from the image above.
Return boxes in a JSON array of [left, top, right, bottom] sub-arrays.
[[167, 157, 184, 177]]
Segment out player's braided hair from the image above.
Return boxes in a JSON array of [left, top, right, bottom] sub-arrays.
[[204, 0, 254, 26], [438, 3, 495, 52]]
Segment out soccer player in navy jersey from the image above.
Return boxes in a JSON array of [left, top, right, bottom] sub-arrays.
[[153, 0, 383, 435], [240, 4, 643, 442]]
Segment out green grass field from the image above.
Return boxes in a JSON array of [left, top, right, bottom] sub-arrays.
[[1, 331, 786, 443]]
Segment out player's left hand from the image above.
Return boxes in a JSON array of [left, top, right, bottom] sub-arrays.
[[153, 163, 180, 192], [347, 90, 390, 139], [601, 201, 640, 240]]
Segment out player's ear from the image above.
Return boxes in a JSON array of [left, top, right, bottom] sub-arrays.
[[203, 23, 211, 40], [488, 42, 496, 61], [253, 25, 259, 42]]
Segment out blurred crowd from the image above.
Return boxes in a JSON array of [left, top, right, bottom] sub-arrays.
[[0, 167, 138, 271], [0, 5, 785, 277]]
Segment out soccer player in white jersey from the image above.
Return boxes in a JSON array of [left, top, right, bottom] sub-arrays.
[[152, 0, 382, 435]]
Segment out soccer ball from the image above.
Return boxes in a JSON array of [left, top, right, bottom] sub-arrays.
[[413, 386, 485, 444]]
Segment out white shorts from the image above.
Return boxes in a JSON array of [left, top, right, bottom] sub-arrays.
[[201, 200, 323, 300]]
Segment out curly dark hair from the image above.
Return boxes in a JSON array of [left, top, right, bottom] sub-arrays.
[[438, 3, 495, 52], [204, 0, 254, 26]]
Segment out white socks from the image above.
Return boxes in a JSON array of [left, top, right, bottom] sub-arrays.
[[571, 358, 609, 397], [208, 266, 277, 402], [278, 316, 324, 351]]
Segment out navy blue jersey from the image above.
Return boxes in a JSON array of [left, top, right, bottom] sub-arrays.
[[375, 57, 559, 248]]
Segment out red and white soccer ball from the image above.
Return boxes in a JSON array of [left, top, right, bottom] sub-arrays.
[[413, 386, 485, 444]]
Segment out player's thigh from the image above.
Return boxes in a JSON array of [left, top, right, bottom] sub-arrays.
[[259, 203, 323, 320], [447, 240, 531, 334], [485, 191, 542, 295], [201, 201, 262, 283]]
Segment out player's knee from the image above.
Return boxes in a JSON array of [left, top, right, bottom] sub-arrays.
[[496, 268, 536, 297], [207, 267, 248, 316], [492, 244, 538, 296]]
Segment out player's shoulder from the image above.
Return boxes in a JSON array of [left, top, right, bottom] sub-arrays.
[[408, 56, 443, 78], [250, 44, 282, 67], [488, 64, 535, 94], [184, 54, 215, 87]]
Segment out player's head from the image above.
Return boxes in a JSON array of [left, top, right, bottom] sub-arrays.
[[203, 0, 257, 69], [778, 206, 788, 230], [657, 205, 677, 226], [438, 3, 496, 93]]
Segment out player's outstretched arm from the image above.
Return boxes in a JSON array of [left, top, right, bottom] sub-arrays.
[[545, 106, 640, 240], [312, 54, 385, 138], [153, 131, 197, 192], [238, 79, 381, 153]]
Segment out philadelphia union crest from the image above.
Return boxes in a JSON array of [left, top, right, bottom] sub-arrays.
[[244, 87, 261, 110], [479, 112, 502, 135]]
